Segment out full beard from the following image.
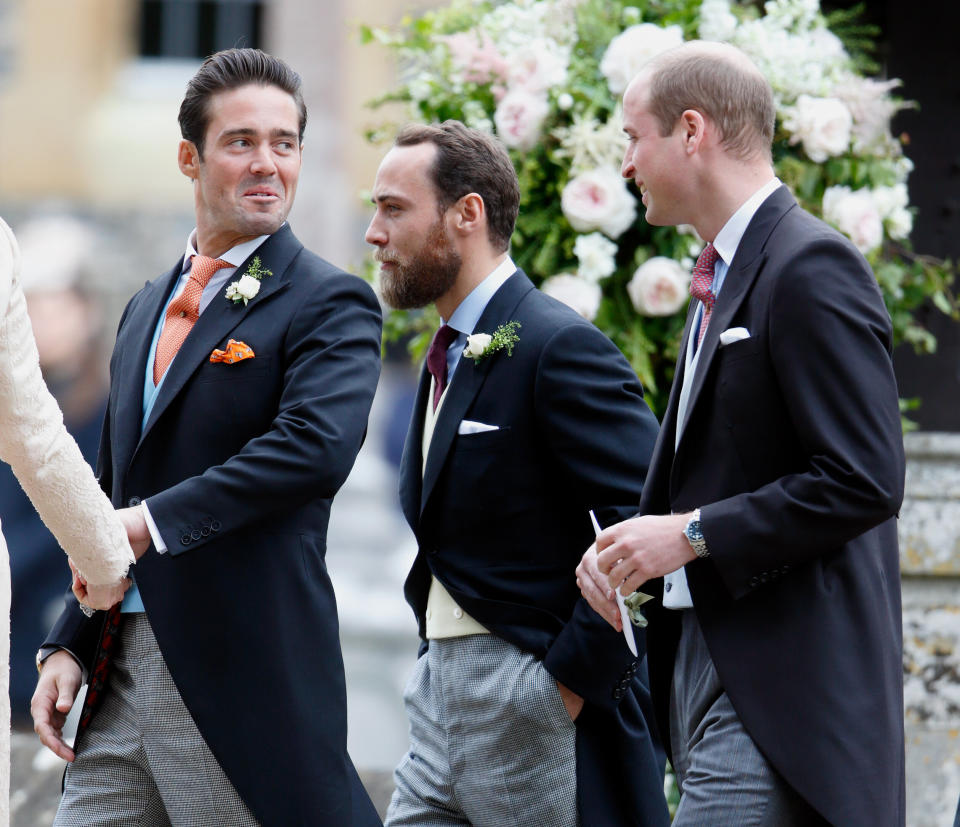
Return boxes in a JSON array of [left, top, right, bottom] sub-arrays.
[[378, 218, 461, 310]]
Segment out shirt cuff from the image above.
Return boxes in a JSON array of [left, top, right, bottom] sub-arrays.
[[140, 502, 167, 554], [38, 646, 88, 684]]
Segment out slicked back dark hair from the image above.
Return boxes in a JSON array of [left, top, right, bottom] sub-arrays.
[[395, 120, 519, 251], [179, 48, 306, 159]]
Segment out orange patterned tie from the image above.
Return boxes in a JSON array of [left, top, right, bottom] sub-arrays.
[[153, 255, 230, 384]]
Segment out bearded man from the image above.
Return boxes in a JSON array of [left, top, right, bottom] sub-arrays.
[[365, 120, 669, 827]]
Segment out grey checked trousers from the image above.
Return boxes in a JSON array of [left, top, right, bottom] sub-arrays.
[[386, 634, 579, 827], [55, 613, 259, 827]]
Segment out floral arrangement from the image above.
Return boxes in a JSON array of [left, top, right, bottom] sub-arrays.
[[363, 0, 955, 417]]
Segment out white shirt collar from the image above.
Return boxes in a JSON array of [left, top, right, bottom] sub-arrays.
[[712, 178, 781, 267], [182, 229, 275, 273]]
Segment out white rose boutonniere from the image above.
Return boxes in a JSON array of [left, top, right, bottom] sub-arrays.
[[464, 333, 492, 359], [225, 256, 272, 306], [463, 321, 521, 362]]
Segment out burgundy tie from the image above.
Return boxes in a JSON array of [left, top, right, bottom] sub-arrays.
[[690, 243, 720, 348], [426, 324, 458, 411]]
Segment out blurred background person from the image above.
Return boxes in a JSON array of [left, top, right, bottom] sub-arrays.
[[2, 215, 111, 727]]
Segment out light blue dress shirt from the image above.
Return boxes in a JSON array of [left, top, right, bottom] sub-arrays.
[[440, 255, 517, 382]]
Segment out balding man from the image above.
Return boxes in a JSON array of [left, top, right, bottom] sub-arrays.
[[578, 42, 905, 826]]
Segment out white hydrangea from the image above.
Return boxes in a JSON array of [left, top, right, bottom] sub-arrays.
[[574, 233, 619, 283], [600, 23, 684, 96], [698, 0, 739, 42], [540, 274, 603, 320], [552, 108, 627, 175]]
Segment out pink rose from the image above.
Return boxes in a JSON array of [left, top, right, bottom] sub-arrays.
[[494, 89, 550, 151], [561, 167, 637, 239], [627, 257, 689, 316], [443, 31, 509, 86]]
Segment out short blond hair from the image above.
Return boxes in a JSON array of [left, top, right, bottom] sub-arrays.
[[644, 42, 775, 161]]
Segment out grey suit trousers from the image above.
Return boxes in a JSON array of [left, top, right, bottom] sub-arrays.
[[55, 613, 258, 827], [386, 634, 578, 827], [670, 609, 827, 826]]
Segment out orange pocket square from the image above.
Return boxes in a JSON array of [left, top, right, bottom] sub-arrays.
[[210, 339, 255, 364]]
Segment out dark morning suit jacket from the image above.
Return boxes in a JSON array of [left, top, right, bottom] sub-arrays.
[[641, 186, 906, 826], [44, 224, 383, 826], [398, 270, 670, 827]]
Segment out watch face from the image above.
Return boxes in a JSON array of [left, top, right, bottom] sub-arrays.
[[686, 521, 703, 542]]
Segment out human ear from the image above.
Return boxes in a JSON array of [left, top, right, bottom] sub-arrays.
[[680, 110, 705, 153], [178, 140, 200, 180], [453, 193, 484, 234]]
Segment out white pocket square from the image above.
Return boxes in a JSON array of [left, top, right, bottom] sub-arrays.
[[458, 419, 500, 435], [719, 327, 751, 347]]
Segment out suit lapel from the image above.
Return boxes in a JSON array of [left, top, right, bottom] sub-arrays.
[[398, 365, 431, 530], [419, 271, 534, 516], [111, 264, 180, 477], [676, 186, 795, 452], [138, 225, 300, 447]]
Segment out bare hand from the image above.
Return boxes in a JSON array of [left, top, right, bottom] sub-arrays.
[[117, 506, 151, 559], [596, 514, 697, 596], [68, 559, 130, 612], [31, 650, 82, 762], [576, 542, 622, 631], [556, 680, 584, 722]]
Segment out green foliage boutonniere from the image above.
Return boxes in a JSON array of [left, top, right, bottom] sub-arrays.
[[225, 256, 272, 306], [463, 321, 521, 362]]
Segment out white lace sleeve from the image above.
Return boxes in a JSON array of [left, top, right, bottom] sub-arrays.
[[0, 218, 133, 585]]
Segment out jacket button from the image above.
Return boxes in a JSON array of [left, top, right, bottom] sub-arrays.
[[201, 526, 211, 537], [210, 520, 221, 532], [749, 576, 759, 588], [180, 535, 191, 546], [190, 529, 202, 541], [128, 496, 141, 507]]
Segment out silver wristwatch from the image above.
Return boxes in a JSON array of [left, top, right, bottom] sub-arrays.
[[683, 508, 709, 558]]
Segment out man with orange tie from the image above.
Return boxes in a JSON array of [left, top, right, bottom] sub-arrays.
[[31, 48, 382, 826]]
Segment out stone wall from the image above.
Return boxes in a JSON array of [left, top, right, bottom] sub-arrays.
[[903, 432, 960, 826]]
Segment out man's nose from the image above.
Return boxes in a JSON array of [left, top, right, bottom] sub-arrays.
[[250, 144, 278, 175], [365, 216, 385, 246]]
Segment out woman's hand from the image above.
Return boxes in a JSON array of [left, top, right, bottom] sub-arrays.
[[69, 558, 131, 612]]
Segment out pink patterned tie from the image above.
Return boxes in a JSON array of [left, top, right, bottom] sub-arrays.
[[426, 324, 458, 411], [690, 243, 719, 348]]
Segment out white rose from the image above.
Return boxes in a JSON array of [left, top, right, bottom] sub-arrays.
[[561, 167, 637, 239], [236, 274, 261, 300], [600, 24, 684, 96], [627, 257, 689, 316], [783, 95, 852, 163], [557, 92, 574, 111], [540, 274, 602, 321], [464, 333, 492, 358], [494, 88, 550, 151], [573, 232, 618, 283], [822, 186, 884, 254]]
